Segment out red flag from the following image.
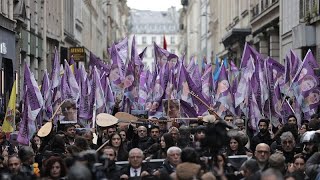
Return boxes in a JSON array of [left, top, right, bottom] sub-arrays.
[[163, 35, 167, 50]]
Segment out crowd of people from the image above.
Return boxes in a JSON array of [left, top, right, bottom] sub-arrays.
[[0, 102, 320, 180]]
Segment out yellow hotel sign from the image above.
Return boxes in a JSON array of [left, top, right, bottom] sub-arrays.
[[69, 47, 85, 61]]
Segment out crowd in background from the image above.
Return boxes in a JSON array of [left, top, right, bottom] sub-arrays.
[[0, 106, 320, 180]]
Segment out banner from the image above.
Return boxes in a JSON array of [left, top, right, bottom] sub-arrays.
[[2, 80, 17, 132]]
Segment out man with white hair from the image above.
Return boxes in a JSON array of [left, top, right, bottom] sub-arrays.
[[154, 146, 181, 179], [120, 148, 151, 179]]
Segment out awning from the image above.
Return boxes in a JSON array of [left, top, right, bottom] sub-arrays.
[[222, 28, 251, 48]]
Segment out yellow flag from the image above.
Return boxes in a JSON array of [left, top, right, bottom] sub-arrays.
[[2, 80, 17, 132]]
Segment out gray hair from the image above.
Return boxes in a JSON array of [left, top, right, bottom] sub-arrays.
[[280, 131, 295, 143], [67, 162, 92, 180], [167, 146, 182, 155], [129, 148, 144, 157], [261, 168, 283, 180]]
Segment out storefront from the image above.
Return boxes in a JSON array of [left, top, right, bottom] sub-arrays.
[[0, 13, 16, 112]]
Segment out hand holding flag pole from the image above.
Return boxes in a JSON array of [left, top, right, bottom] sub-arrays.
[[189, 91, 220, 118]]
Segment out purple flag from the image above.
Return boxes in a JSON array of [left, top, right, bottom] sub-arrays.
[[78, 65, 92, 125], [214, 62, 235, 117], [110, 44, 125, 83], [108, 37, 128, 65], [39, 70, 52, 125], [61, 69, 72, 100], [185, 64, 209, 115], [89, 52, 111, 74], [290, 50, 302, 80], [17, 90, 36, 145], [292, 50, 320, 115], [186, 56, 202, 88], [177, 61, 193, 106], [265, 57, 285, 122], [235, 56, 255, 108], [201, 64, 213, 102], [93, 66, 106, 114], [138, 70, 148, 107], [139, 47, 147, 60], [280, 55, 292, 96], [64, 60, 80, 102], [180, 99, 198, 118], [240, 42, 262, 68], [248, 79, 263, 131], [23, 62, 44, 119]]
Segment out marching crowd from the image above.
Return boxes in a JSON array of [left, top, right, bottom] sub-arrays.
[[0, 101, 320, 180]]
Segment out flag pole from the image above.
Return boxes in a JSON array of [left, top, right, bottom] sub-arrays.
[[264, 60, 272, 123]]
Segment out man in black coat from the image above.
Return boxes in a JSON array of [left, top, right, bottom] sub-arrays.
[[120, 148, 152, 179], [250, 119, 273, 152], [156, 146, 181, 180]]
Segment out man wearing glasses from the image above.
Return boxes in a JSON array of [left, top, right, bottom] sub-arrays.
[[254, 143, 270, 171]]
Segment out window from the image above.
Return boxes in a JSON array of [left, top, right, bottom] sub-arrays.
[[142, 36, 147, 44], [170, 49, 175, 54], [152, 36, 156, 43], [170, 37, 175, 44]]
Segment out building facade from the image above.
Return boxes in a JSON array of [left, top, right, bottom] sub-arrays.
[[0, 0, 129, 102], [128, 7, 180, 70], [181, 0, 320, 67], [281, 0, 320, 65], [179, 0, 201, 65], [0, 0, 16, 111]]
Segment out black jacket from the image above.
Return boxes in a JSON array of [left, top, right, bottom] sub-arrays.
[[250, 132, 273, 152], [120, 163, 152, 178], [158, 160, 176, 180]]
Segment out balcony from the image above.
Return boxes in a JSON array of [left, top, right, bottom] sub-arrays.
[[250, 0, 279, 35], [251, 0, 279, 20]]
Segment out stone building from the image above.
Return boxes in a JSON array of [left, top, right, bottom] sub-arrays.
[[128, 7, 180, 70], [0, 0, 129, 102]]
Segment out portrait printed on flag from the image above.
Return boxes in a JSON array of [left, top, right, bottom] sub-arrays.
[[59, 99, 78, 124], [163, 99, 181, 118]]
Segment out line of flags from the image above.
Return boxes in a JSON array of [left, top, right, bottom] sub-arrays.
[[2, 37, 320, 145]]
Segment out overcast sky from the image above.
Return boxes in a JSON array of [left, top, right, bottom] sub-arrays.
[[127, 0, 182, 11]]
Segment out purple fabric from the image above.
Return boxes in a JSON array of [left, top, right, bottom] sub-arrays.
[[78, 64, 92, 122], [214, 62, 235, 117], [201, 64, 213, 102], [64, 60, 80, 102], [291, 50, 320, 115], [108, 37, 128, 65], [89, 52, 111, 75], [17, 90, 36, 145], [23, 62, 44, 114]]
